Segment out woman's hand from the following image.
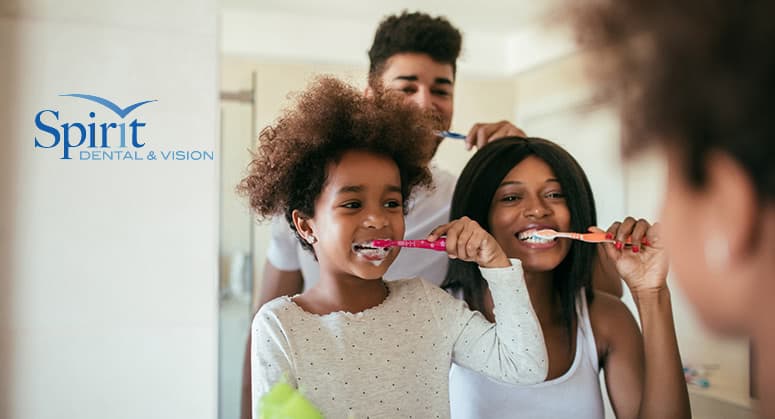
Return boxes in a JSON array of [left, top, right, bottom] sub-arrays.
[[427, 216, 510, 268], [594, 218, 669, 295]]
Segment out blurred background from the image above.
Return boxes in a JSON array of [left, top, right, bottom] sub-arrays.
[[0, 0, 753, 418]]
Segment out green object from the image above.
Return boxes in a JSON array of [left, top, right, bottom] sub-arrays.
[[258, 381, 324, 419]]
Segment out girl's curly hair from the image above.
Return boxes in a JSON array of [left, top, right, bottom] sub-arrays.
[[237, 76, 436, 251]]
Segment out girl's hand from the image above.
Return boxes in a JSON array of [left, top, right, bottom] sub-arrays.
[[594, 218, 669, 295], [427, 216, 510, 268]]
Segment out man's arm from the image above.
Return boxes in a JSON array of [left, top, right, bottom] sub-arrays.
[[464, 121, 527, 150], [240, 262, 303, 419]]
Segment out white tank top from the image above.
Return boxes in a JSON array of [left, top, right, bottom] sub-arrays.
[[449, 291, 604, 419]]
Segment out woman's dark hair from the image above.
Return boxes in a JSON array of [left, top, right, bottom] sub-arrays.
[[237, 77, 435, 252], [442, 137, 597, 340], [569, 0, 775, 199]]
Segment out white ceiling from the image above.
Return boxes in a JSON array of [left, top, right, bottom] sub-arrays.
[[220, 0, 557, 35], [218, 0, 573, 78]]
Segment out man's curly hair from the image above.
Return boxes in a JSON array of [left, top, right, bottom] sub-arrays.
[[238, 76, 436, 252], [570, 0, 775, 199], [368, 11, 462, 85]]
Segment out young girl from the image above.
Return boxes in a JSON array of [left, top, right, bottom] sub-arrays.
[[441, 137, 691, 419], [239, 78, 548, 418]]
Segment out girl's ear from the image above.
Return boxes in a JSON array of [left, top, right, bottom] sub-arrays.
[[292, 209, 317, 245]]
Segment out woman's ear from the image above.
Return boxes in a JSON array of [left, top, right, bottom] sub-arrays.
[[292, 209, 317, 245]]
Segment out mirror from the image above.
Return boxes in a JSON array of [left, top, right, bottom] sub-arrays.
[[216, 3, 754, 419]]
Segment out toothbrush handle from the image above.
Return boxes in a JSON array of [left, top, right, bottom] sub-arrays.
[[434, 130, 467, 140], [397, 238, 447, 251], [574, 232, 633, 244]]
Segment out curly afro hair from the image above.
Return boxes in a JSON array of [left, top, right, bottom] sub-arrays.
[[238, 76, 436, 252], [368, 11, 462, 84], [570, 0, 775, 199]]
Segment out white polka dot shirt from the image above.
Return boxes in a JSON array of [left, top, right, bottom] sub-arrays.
[[251, 259, 547, 418]]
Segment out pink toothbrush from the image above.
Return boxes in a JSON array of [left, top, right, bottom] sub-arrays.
[[370, 238, 447, 251]]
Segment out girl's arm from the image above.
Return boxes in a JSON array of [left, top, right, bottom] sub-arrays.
[[596, 219, 691, 419], [425, 217, 548, 384]]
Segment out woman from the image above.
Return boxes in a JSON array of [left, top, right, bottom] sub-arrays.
[[442, 137, 691, 419]]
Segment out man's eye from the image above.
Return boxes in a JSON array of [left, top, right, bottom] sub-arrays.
[[432, 89, 451, 97]]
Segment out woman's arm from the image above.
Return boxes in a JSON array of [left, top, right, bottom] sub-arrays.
[[597, 218, 691, 419]]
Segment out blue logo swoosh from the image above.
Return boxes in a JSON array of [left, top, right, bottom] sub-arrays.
[[60, 93, 157, 118]]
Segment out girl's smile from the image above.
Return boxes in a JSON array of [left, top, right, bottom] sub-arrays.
[[351, 239, 393, 265]]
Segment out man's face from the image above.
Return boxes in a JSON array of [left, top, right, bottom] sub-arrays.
[[377, 52, 454, 131]]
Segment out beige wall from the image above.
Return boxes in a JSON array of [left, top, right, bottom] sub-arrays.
[[1, 1, 219, 418]]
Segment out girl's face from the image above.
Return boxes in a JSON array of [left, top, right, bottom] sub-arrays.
[[488, 156, 572, 273], [306, 150, 405, 280]]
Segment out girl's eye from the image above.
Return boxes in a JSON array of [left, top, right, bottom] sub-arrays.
[[342, 201, 361, 209], [385, 200, 402, 208], [501, 195, 521, 202], [546, 192, 565, 199]]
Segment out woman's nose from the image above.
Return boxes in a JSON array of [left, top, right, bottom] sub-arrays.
[[523, 199, 552, 218]]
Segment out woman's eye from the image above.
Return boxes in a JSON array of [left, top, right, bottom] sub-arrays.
[[546, 192, 565, 199], [501, 195, 520, 202]]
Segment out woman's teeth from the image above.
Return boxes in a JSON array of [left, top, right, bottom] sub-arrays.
[[517, 230, 554, 244]]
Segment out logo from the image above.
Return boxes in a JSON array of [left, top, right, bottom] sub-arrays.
[[34, 94, 214, 161]]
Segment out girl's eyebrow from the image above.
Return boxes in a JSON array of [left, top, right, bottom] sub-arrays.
[[336, 184, 402, 194], [337, 185, 363, 194]]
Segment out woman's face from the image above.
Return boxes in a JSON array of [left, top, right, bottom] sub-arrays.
[[305, 150, 405, 281], [488, 156, 572, 273]]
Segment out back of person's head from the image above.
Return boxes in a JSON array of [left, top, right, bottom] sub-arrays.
[[368, 11, 462, 86], [570, 0, 775, 199], [238, 77, 435, 251], [442, 137, 597, 337]]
